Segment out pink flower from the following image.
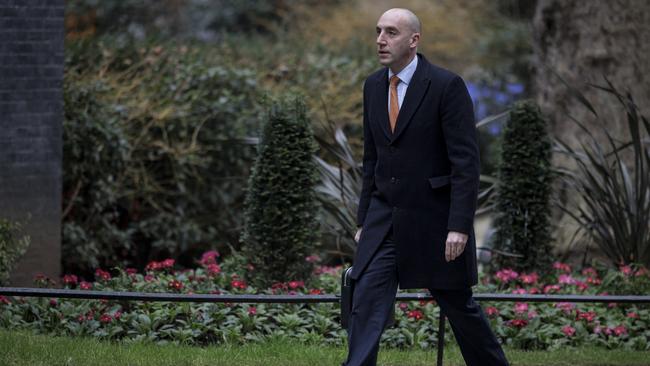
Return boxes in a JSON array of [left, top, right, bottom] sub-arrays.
[[200, 250, 220, 266], [558, 274, 576, 285], [586, 276, 602, 285], [527, 310, 538, 319], [49, 298, 57, 307], [63, 274, 78, 286], [248, 306, 257, 316], [562, 325, 576, 337], [553, 261, 571, 273], [627, 312, 639, 319], [581, 267, 597, 277], [614, 325, 627, 336], [305, 255, 321, 263], [593, 325, 603, 334], [95, 269, 111, 281], [495, 269, 519, 283], [619, 265, 633, 276], [635, 267, 649, 277], [399, 302, 409, 311], [146, 261, 161, 271], [543, 284, 561, 294], [511, 288, 528, 295], [288, 280, 304, 289], [575, 281, 589, 292], [114, 310, 122, 320], [0, 296, 10, 305], [555, 302, 575, 314], [79, 281, 92, 290], [519, 272, 539, 284], [486, 306, 499, 317], [126, 268, 137, 275], [528, 287, 541, 294], [144, 274, 155, 282], [407, 310, 424, 320], [514, 302, 529, 314]]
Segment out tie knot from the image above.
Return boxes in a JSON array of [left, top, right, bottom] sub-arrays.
[[390, 75, 400, 87]]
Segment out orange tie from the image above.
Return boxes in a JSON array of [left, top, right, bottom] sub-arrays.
[[389, 75, 400, 133]]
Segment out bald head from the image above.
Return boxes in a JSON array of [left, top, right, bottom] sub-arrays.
[[380, 8, 421, 34]]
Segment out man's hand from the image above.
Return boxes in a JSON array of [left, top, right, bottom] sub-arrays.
[[445, 231, 468, 262], [355, 227, 363, 243]]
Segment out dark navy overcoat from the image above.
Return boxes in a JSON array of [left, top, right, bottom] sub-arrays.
[[349, 53, 480, 290]]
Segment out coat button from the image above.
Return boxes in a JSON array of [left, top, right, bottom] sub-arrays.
[[390, 177, 396, 183]]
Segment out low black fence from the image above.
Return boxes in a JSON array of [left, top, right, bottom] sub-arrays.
[[1, 285, 649, 366]]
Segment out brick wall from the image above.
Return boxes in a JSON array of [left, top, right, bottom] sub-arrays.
[[0, 0, 64, 285]]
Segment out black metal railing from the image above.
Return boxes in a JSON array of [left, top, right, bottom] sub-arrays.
[[1, 286, 649, 366]]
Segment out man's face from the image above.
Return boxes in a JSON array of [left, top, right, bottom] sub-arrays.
[[376, 12, 417, 70]]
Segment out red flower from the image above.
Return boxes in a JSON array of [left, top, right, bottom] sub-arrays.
[[562, 325, 576, 337], [399, 302, 409, 311], [586, 276, 602, 285], [126, 268, 137, 275], [200, 250, 220, 266], [288, 280, 304, 289], [485, 306, 499, 317], [79, 281, 92, 290], [309, 288, 323, 295], [519, 272, 539, 284], [161, 259, 175, 269], [63, 274, 78, 286], [543, 284, 561, 294], [511, 288, 527, 295], [575, 281, 589, 292], [168, 279, 184, 291], [144, 275, 155, 282], [635, 267, 649, 277], [509, 319, 528, 328], [555, 302, 575, 314], [581, 267, 598, 277], [248, 306, 257, 315], [247, 263, 255, 271], [114, 310, 122, 320], [613, 324, 627, 336], [576, 310, 596, 322], [95, 269, 111, 281], [627, 312, 639, 319], [100, 313, 112, 324], [49, 298, 57, 307], [619, 265, 633, 276], [407, 310, 424, 320], [231, 279, 247, 289], [146, 261, 161, 271], [206, 263, 221, 276], [0, 296, 10, 305], [558, 274, 576, 285]]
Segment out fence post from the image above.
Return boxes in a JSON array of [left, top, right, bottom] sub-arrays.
[[437, 312, 446, 366]]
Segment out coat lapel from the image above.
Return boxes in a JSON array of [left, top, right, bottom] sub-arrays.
[[391, 53, 431, 143], [373, 70, 392, 141]]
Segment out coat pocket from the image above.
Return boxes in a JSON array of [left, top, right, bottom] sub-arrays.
[[428, 175, 451, 189]]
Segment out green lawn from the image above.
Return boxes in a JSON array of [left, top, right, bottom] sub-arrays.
[[0, 330, 648, 366]]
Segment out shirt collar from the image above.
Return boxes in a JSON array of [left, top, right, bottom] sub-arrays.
[[388, 54, 418, 85]]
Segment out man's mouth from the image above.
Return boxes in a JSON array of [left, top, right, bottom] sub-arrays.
[[378, 50, 390, 56]]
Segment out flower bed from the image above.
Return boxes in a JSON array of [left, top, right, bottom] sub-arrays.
[[1, 252, 648, 351]]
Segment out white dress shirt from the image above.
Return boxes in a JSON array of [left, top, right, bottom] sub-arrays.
[[387, 54, 418, 113]]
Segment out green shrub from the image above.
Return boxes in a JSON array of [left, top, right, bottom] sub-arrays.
[[240, 96, 320, 288], [63, 36, 262, 276], [492, 100, 554, 273], [554, 80, 650, 268], [0, 218, 30, 286]]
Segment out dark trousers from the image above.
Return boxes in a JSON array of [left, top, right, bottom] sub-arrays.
[[342, 227, 509, 366]]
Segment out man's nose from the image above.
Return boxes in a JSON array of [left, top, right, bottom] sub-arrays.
[[376, 33, 386, 46]]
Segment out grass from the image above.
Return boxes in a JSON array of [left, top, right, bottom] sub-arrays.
[[0, 330, 648, 366]]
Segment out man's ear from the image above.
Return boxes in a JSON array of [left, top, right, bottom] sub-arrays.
[[410, 33, 420, 49]]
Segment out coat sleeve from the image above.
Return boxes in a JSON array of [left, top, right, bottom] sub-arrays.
[[440, 75, 480, 235], [356, 79, 377, 227]]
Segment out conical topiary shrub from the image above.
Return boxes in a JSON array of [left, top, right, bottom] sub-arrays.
[[240, 96, 319, 288], [492, 100, 554, 273]]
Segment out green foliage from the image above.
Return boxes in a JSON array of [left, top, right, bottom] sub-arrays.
[[492, 100, 555, 273], [63, 36, 262, 276], [554, 79, 650, 268], [240, 97, 320, 288], [0, 218, 30, 286]]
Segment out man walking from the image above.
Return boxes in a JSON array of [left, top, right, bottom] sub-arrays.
[[342, 8, 510, 366]]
